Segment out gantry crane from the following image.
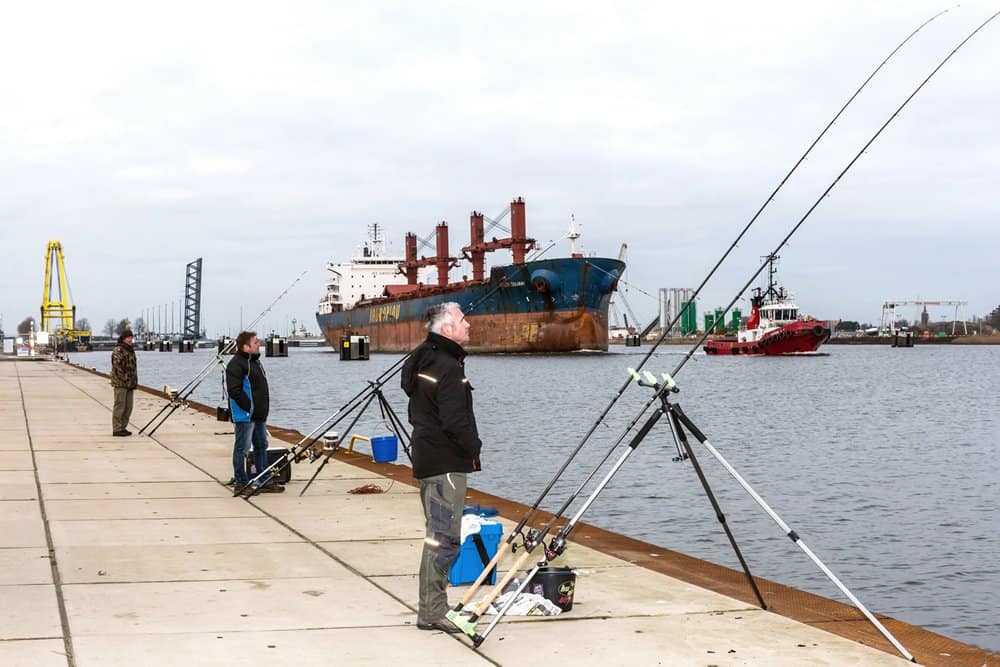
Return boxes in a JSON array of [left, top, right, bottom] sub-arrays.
[[41, 241, 92, 348], [609, 243, 641, 331]]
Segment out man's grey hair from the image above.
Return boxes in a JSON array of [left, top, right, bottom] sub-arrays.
[[425, 302, 462, 333]]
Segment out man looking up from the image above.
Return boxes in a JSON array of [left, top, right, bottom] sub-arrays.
[[401, 302, 482, 633]]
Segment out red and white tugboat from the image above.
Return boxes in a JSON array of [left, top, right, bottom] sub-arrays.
[[704, 257, 831, 356]]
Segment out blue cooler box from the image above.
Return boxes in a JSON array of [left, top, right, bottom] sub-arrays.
[[449, 522, 503, 586]]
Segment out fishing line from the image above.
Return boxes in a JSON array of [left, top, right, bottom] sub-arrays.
[[536, 3, 989, 542], [240, 239, 562, 493], [139, 271, 308, 435], [466, 8, 999, 656], [477, 5, 955, 554]]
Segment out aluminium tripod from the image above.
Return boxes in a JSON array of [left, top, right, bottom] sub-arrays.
[[450, 370, 913, 662]]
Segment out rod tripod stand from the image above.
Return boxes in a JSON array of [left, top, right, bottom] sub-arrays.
[[236, 376, 411, 499], [296, 380, 411, 497], [449, 370, 913, 662]]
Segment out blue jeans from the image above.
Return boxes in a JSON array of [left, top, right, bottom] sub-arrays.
[[233, 421, 272, 486]]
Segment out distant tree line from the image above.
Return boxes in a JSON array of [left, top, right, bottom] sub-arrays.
[[8, 315, 140, 338], [988, 305, 1000, 330], [102, 318, 132, 337]]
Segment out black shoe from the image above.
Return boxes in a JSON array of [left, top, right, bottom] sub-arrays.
[[258, 482, 285, 493], [122, 429, 133, 436], [112, 430, 128, 437], [416, 617, 460, 633]]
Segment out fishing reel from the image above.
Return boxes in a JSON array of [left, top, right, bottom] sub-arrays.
[[515, 528, 543, 553], [545, 535, 567, 561]]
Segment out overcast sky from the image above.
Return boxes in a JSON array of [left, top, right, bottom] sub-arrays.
[[1, 1, 997, 337]]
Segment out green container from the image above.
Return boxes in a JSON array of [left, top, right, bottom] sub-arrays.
[[680, 301, 696, 336], [714, 308, 726, 333], [730, 309, 742, 331], [704, 313, 715, 333]]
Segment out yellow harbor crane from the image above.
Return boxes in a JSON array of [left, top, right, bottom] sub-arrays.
[[40, 240, 92, 348]]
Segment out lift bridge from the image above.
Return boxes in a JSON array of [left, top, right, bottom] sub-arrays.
[[880, 299, 968, 335]]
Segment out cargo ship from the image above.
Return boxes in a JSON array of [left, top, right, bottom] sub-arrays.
[[315, 198, 625, 353], [704, 257, 831, 356]]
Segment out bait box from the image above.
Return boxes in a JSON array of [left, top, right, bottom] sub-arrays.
[[449, 522, 503, 586]]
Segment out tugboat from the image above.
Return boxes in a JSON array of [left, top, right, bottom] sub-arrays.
[[704, 256, 830, 356]]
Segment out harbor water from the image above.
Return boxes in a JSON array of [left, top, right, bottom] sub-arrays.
[[72, 344, 999, 652]]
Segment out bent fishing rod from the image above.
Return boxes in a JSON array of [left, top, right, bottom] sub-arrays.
[[453, 10, 999, 657], [139, 271, 307, 436], [237, 241, 559, 497], [446, 5, 953, 620]]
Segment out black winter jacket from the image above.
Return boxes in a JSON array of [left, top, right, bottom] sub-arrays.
[[401, 332, 482, 479], [225, 350, 270, 421]]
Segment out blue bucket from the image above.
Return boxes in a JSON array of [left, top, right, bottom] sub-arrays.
[[371, 435, 398, 463]]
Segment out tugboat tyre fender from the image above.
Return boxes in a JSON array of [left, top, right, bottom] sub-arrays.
[[812, 325, 825, 337], [530, 269, 561, 295]]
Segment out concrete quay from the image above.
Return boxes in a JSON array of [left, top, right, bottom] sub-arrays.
[[1, 360, 995, 666]]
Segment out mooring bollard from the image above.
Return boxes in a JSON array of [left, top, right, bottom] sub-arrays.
[[339, 335, 370, 360]]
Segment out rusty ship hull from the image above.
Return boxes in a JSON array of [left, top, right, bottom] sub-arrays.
[[316, 257, 624, 354]]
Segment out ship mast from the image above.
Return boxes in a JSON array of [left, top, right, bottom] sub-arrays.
[[365, 223, 386, 257], [761, 254, 785, 301], [567, 215, 582, 258]]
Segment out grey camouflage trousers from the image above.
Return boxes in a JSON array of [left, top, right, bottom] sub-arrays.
[[418, 472, 467, 619]]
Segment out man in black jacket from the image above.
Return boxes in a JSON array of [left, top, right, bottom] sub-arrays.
[[226, 331, 283, 495], [401, 302, 481, 633]]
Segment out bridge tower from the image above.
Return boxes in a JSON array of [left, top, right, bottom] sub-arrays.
[[183, 258, 203, 340]]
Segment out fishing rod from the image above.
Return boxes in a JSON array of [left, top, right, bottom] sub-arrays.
[[458, 12, 1000, 661], [452, 9, 998, 657], [139, 271, 307, 436], [237, 240, 560, 497], [446, 5, 953, 620]]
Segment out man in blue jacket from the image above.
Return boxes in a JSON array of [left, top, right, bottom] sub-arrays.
[[226, 331, 284, 495], [401, 302, 482, 632]]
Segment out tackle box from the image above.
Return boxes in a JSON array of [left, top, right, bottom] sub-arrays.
[[244, 447, 292, 485], [449, 521, 503, 586]]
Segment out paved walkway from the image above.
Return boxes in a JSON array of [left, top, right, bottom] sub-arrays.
[[0, 360, 968, 666]]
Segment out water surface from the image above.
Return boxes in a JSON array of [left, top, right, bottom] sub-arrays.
[[74, 343, 999, 651]]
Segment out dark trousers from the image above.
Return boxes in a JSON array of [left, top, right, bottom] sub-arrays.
[[233, 420, 270, 486]]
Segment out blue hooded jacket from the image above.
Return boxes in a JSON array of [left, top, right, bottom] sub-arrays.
[[225, 351, 269, 422]]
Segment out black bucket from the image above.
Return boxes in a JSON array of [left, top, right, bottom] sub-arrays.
[[529, 566, 576, 612]]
